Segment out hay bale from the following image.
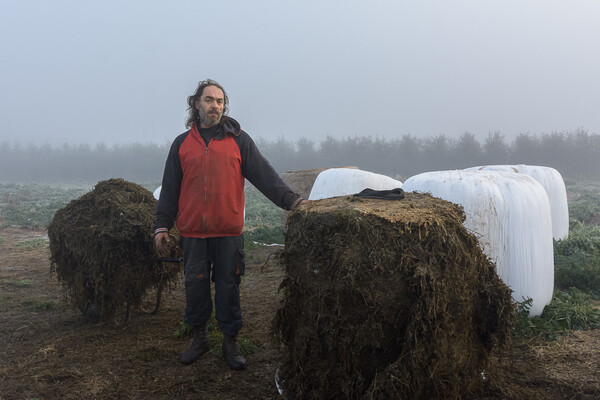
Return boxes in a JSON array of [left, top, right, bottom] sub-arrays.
[[273, 193, 513, 400], [48, 178, 181, 322]]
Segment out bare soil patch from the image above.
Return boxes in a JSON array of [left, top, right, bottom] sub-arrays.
[[1, 227, 599, 399]]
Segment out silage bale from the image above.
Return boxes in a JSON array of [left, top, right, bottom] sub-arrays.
[[48, 178, 181, 322], [465, 164, 569, 240], [153, 185, 162, 200], [281, 166, 358, 199], [274, 193, 513, 400], [403, 170, 554, 316], [281, 167, 358, 224], [308, 168, 403, 200]]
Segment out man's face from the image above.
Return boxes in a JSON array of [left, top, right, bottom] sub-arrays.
[[195, 85, 225, 128]]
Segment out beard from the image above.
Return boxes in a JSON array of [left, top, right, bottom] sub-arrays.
[[198, 106, 222, 128]]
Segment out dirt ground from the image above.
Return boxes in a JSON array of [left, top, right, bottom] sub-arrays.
[[1, 227, 599, 400]]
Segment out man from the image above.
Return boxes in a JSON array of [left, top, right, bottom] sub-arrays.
[[154, 79, 304, 370]]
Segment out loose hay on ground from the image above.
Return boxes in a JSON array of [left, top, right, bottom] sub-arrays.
[[273, 192, 514, 400], [47, 178, 181, 322]]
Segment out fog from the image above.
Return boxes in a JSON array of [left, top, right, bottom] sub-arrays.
[[1, 1, 599, 147]]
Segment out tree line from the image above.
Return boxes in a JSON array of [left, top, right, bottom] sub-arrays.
[[1, 129, 598, 183]]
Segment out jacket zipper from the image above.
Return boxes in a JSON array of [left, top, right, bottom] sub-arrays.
[[202, 145, 208, 233]]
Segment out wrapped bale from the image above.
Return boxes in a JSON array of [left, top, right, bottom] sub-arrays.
[[308, 168, 403, 200], [403, 170, 554, 317], [274, 193, 513, 400], [281, 167, 358, 224], [465, 164, 569, 240], [48, 178, 181, 322], [281, 167, 358, 199]]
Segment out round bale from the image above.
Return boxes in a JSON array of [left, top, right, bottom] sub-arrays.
[[308, 168, 403, 200], [274, 192, 513, 400], [48, 178, 181, 322], [465, 164, 569, 240]]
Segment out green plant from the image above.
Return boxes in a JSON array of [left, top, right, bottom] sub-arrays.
[[568, 191, 600, 225], [513, 298, 536, 337], [513, 288, 600, 340], [22, 299, 54, 312], [543, 288, 600, 330], [554, 224, 600, 297], [173, 309, 217, 338], [173, 321, 194, 338], [5, 279, 34, 288], [173, 314, 260, 358], [210, 336, 261, 359]]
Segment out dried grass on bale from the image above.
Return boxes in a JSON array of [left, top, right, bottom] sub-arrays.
[[48, 178, 181, 322], [273, 193, 514, 400]]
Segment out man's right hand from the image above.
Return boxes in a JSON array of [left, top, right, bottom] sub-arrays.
[[155, 231, 170, 254]]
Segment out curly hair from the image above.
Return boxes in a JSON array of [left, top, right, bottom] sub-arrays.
[[185, 79, 230, 128]]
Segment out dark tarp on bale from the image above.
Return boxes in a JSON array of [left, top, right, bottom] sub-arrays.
[[273, 192, 514, 400], [48, 178, 181, 322]]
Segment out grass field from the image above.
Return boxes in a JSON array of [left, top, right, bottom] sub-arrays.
[[0, 182, 92, 229]]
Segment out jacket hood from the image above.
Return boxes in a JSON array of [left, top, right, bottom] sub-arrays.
[[221, 116, 241, 136]]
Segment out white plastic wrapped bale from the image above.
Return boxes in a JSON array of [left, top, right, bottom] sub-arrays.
[[308, 168, 403, 200], [402, 170, 554, 317], [465, 165, 569, 240]]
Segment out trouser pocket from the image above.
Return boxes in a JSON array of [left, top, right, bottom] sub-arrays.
[[180, 236, 210, 283], [221, 236, 244, 284], [184, 259, 210, 283]]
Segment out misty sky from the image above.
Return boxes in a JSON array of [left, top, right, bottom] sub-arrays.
[[1, 0, 599, 147]]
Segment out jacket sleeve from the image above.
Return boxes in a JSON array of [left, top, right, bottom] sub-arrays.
[[154, 135, 184, 231], [238, 131, 303, 210]]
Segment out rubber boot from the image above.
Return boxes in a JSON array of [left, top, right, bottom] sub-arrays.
[[180, 325, 210, 365], [222, 334, 247, 370]]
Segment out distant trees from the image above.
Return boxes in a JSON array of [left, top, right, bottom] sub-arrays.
[[483, 132, 511, 165], [258, 130, 600, 180], [511, 133, 540, 165], [1, 129, 598, 183], [0, 142, 167, 183], [453, 133, 484, 168]]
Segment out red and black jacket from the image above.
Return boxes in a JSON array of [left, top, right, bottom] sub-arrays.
[[154, 117, 302, 238]]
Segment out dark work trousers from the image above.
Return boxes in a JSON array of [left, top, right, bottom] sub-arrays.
[[180, 235, 245, 337]]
